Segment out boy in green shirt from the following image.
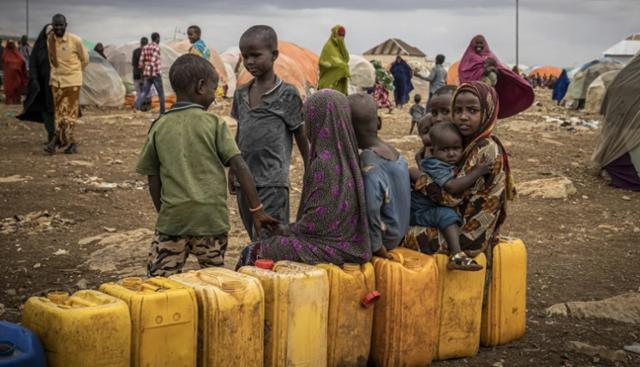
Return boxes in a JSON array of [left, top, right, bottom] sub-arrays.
[[136, 54, 278, 276]]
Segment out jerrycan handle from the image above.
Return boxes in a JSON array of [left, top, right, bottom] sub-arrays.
[[361, 291, 381, 308], [66, 296, 94, 307], [196, 272, 247, 292], [0, 341, 16, 357], [387, 251, 404, 264]]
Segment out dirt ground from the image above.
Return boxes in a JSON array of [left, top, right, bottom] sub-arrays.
[[1, 89, 638, 366]]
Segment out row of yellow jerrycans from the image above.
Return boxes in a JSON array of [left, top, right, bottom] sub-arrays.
[[21, 237, 526, 367]]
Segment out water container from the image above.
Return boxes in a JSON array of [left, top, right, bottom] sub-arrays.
[[22, 290, 131, 367], [0, 321, 46, 367], [316, 263, 376, 367], [434, 253, 487, 360], [371, 248, 439, 367], [239, 260, 329, 367], [481, 238, 527, 347], [99, 277, 198, 367], [170, 268, 265, 367]]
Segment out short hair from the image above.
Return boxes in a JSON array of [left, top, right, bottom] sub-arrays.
[[435, 54, 445, 64], [433, 85, 457, 97], [52, 14, 66, 24], [414, 94, 422, 102], [151, 32, 160, 42], [240, 25, 278, 50], [188, 25, 201, 36], [140, 37, 148, 46], [429, 122, 461, 146], [169, 54, 219, 94]]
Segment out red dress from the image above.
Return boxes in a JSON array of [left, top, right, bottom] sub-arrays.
[[2, 46, 27, 104]]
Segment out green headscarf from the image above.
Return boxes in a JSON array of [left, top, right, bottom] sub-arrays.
[[318, 25, 350, 95]]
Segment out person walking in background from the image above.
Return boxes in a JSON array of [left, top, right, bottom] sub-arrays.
[[421, 54, 447, 111], [390, 56, 413, 107], [93, 42, 107, 59], [135, 32, 165, 114], [187, 25, 211, 60], [19, 35, 32, 68], [132, 37, 148, 99], [45, 14, 88, 155], [318, 25, 350, 95], [2, 41, 27, 104]]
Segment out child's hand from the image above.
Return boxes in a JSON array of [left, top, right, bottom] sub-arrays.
[[474, 155, 492, 176], [227, 171, 236, 195], [409, 166, 423, 182], [252, 210, 280, 239]]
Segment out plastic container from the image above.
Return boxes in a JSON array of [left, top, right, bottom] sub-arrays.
[[22, 290, 131, 367], [99, 277, 197, 367], [316, 263, 376, 367], [239, 260, 329, 367], [0, 320, 46, 367], [434, 253, 487, 360], [170, 268, 265, 367], [481, 238, 527, 347], [371, 248, 439, 367]]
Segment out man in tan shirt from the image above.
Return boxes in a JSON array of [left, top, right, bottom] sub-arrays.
[[45, 13, 88, 155]]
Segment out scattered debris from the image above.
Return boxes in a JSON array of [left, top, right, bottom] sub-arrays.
[[624, 343, 640, 355], [67, 160, 94, 167], [72, 174, 145, 192], [53, 249, 69, 256], [518, 177, 577, 199], [622, 195, 631, 201], [75, 278, 89, 290], [0, 175, 32, 183], [546, 292, 640, 324], [0, 211, 75, 235], [80, 228, 154, 276], [564, 341, 627, 362], [543, 115, 600, 130]]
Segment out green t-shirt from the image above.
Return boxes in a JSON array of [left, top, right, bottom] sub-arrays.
[[136, 102, 241, 236]]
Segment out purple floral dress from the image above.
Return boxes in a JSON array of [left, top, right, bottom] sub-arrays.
[[237, 89, 372, 266]]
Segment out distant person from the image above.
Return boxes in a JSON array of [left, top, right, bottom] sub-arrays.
[[390, 56, 413, 107], [230, 25, 309, 241], [318, 25, 350, 95], [409, 93, 425, 134], [45, 14, 89, 155], [136, 54, 278, 276], [93, 42, 107, 59], [350, 93, 410, 259], [2, 41, 27, 104], [19, 35, 31, 67], [135, 32, 165, 114], [421, 53, 447, 110], [17, 24, 56, 143], [132, 37, 148, 98], [459, 34, 534, 118], [187, 25, 210, 60], [370, 60, 394, 113]]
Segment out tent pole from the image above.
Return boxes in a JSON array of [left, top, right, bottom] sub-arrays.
[[516, 0, 519, 68]]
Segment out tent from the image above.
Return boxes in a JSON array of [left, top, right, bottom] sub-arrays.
[[592, 53, 640, 191], [80, 49, 125, 107], [528, 65, 562, 78], [220, 47, 241, 74], [447, 60, 460, 85], [602, 34, 640, 65], [348, 54, 375, 94], [223, 62, 237, 97], [585, 70, 620, 113], [564, 58, 623, 104], [363, 38, 429, 70], [236, 41, 319, 98], [166, 39, 228, 85]]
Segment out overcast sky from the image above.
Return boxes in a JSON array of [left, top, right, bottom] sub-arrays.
[[1, 0, 638, 67]]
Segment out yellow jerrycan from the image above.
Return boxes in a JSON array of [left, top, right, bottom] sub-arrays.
[[316, 262, 376, 367], [22, 290, 131, 367], [481, 238, 527, 347], [433, 252, 487, 360], [170, 267, 265, 367], [99, 277, 198, 367], [239, 259, 329, 367], [371, 248, 439, 367]]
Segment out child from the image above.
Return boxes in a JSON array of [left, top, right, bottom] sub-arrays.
[[409, 93, 425, 134], [409, 122, 491, 271], [136, 54, 278, 276], [413, 85, 457, 165], [482, 58, 498, 87], [349, 93, 411, 259], [229, 25, 310, 240]]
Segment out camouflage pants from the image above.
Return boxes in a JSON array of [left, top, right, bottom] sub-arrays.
[[147, 232, 228, 276], [51, 85, 80, 146]]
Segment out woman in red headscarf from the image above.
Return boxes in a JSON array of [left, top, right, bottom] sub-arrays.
[[459, 35, 533, 119], [2, 41, 27, 104]]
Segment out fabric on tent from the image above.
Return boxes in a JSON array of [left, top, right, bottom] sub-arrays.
[[565, 60, 623, 101], [447, 60, 460, 85], [104, 42, 182, 97], [552, 70, 570, 102], [166, 39, 228, 84], [220, 47, 241, 73], [80, 49, 125, 107], [236, 41, 319, 98], [347, 54, 375, 94], [529, 65, 562, 78], [586, 70, 620, 113], [223, 62, 236, 97], [592, 53, 640, 190]]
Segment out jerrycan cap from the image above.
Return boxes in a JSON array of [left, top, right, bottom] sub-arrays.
[[0, 341, 15, 356], [47, 291, 70, 304], [255, 259, 275, 270], [361, 290, 381, 308], [121, 277, 143, 290]]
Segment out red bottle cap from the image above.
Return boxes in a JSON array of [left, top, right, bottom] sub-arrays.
[[255, 259, 275, 270], [361, 291, 381, 308]]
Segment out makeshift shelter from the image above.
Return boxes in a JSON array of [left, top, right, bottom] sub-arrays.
[[603, 34, 640, 65], [592, 53, 640, 191], [585, 70, 620, 113], [564, 58, 623, 105], [528, 65, 562, 78], [348, 54, 375, 94], [223, 62, 237, 97], [363, 38, 429, 70], [220, 47, 241, 73], [447, 60, 460, 85], [237, 41, 319, 98], [166, 39, 228, 85], [80, 49, 125, 107]]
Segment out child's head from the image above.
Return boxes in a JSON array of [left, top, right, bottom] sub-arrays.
[[417, 114, 433, 147], [452, 88, 482, 138], [151, 32, 160, 44], [239, 25, 278, 78], [140, 36, 148, 47], [430, 85, 456, 124], [169, 54, 219, 109], [187, 25, 201, 44], [435, 54, 445, 65], [429, 122, 463, 165], [348, 93, 380, 148], [483, 57, 497, 68], [414, 94, 422, 104]]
